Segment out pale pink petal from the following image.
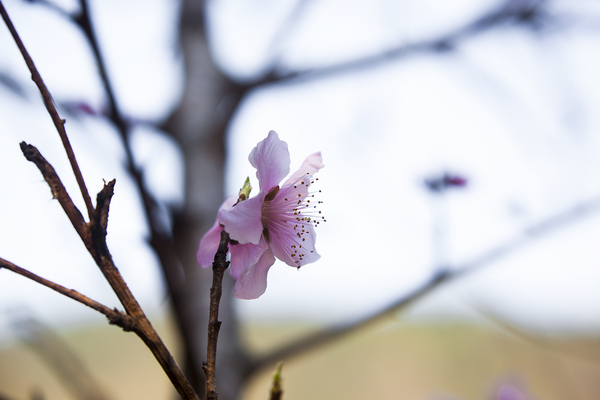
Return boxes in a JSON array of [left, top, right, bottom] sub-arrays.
[[249, 131, 290, 192], [229, 242, 258, 279], [282, 152, 324, 192], [268, 222, 320, 268], [233, 237, 276, 299], [196, 195, 237, 268], [219, 194, 265, 245]]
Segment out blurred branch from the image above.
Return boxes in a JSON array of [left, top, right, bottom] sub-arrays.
[[0, 1, 94, 220], [472, 305, 600, 366], [12, 315, 113, 400], [251, 193, 600, 370], [70, 0, 198, 385], [74, 0, 129, 147], [254, 0, 548, 87], [260, 0, 314, 74]]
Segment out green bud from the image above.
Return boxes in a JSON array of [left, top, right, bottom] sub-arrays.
[[238, 177, 252, 202]]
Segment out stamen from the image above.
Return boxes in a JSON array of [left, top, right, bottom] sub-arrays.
[[260, 168, 326, 266]]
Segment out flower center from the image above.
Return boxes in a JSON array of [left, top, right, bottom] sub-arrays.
[[261, 172, 325, 266]]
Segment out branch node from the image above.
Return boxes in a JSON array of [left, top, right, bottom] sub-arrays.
[[107, 308, 136, 331]]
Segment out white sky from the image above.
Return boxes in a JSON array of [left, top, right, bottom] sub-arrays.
[[2, 0, 600, 343]]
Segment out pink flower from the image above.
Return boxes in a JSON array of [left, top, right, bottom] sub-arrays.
[[197, 131, 324, 299]]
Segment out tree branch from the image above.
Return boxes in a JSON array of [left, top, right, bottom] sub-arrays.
[[0, 0, 95, 219], [203, 230, 230, 400], [17, 143, 198, 398], [254, 0, 548, 87], [251, 193, 600, 370], [20, 142, 90, 242], [1, 5, 199, 398], [0, 257, 133, 330]]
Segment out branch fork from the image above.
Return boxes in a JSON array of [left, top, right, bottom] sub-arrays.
[[1, 3, 198, 399]]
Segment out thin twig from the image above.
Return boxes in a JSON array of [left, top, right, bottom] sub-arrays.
[[0, 1, 95, 220], [20, 142, 90, 243], [203, 230, 230, 400], [0, 257, 133, 330]]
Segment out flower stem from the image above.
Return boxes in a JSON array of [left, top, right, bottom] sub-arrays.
[[203, 230, 230, 400]]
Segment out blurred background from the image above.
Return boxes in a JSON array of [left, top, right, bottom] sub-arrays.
[[1, 0, 600, 399]]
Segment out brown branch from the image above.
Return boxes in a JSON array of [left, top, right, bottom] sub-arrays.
[[1, 7, 199, 398], [20, 142, 90, 242], [0, 1, 95, 219], [74, 0, 133, 167], [0, 257, 133, 330], [251, 193, 600, 371], [254, 0, 548, 87], [203, 230, 230, 400], [20, 144, 199, 400]]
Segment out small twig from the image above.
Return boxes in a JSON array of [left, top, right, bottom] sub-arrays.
[[269, 362, 284, 400], [202, 230, 230, 400], [0, 257, 133, 330], [0, 1, 94, 220], [20, 142, 90, 242]]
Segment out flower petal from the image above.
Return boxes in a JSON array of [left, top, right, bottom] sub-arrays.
[[229, 242, 259, 279], [233, 237, 276, 299], [249, 131, 291, 192], [219, 194, 265, 245], [268, 222, 321, 268], [283, 152, 324, 191], [197, 195, 237, 268]]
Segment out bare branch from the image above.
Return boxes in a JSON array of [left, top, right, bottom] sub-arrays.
[[1, 5, 199, 397], [0, 1, 95, 219], [203, 230, 231, 400], [252, 193, 600, 370], [0, 257, 133, 330], [20, 142, 90, 242], [254, 0, 549, 87]]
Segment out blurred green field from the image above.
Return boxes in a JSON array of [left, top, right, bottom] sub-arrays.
[[1, 317, 599, 400]]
